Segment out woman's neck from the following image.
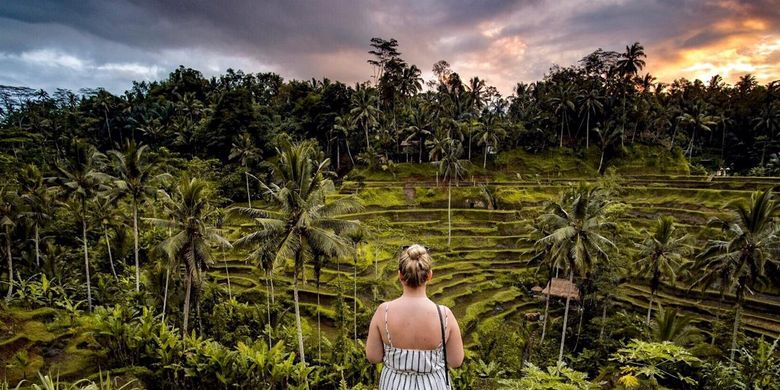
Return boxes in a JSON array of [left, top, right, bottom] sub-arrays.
[[401, 284, 428, 298]]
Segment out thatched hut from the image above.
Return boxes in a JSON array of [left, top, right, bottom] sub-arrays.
[[540, 278, 580, 301]]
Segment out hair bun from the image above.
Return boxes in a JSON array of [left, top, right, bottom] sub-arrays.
[[406, 244, 427, 261], [398, 244, 433, 288]]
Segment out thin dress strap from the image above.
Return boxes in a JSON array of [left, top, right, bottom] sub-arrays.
[[384, 302, 394, 348], [444, 307, 448, 336]]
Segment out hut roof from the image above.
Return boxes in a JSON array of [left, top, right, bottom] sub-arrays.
[[541, 278, 580, 300]]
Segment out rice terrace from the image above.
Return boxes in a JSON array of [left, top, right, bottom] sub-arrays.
[[1, 1, 780, 389]]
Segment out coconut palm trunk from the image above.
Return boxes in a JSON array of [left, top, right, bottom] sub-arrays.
[[353, 246, 359, 342], [133, 201, 140, 292], [447, 180, 452, 248], [244, 170, 252, 208], [293, 264, 306, 364], [270, 274, 275, 304], [419, 136, 424, 163], [162, 266, 169, 323], [599, 298, 608, 341], [558, 270, 574, 364], [560, 117, 565, 148], [586, 111, 591, 149], [34, 224, 40, 268], [598, 149, 606, 173], [345, 140, 355, 168], [316, 277, 322, 360], [104, 227, 118, 280], [730, 283, 745, 363], [265, 269, 272, 349], [4, 225, 12, 300], [82, 218, 92, 311], [540, 267, 556, 343], [222, 244, 231, 300], [183, 270, 193, 335]]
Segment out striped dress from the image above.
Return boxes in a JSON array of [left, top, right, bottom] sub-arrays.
[[379, 303, 450, 390]]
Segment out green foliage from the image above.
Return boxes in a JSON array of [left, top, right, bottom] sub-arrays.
[[205, 299, 267, 346], [611, 339, 700, 388], [499, 362, 596, 389]]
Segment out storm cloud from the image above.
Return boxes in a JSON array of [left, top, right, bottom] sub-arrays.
[[1, 0, 778, 95]]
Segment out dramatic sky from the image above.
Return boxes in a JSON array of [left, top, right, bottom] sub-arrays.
[[1, 0, 779, 96]]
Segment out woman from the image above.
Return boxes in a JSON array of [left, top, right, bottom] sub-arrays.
[[365, 244, 464, 389]]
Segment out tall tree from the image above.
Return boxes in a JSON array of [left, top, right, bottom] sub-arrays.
[[752, 103, 780, 166], [691, 190, 780, 362], [109, 139, 162, 292], [350, 86, 380, 151], [91, 193, 122, 280], [18, 164, 54, 268], [678, 103, 717, 158], [635, 216, 690, 325], [439, 139, 466, 248], [229, 132, 261, 208], [577, 88, 604, 149], [477, 114, 505, 169], [536, 185, 616, 364], [616, 42, 646, 132], [231, 140, 362, 366], [54, 140, 106, 311], [404, 106, 432, 164], [548, 85, 576, 148], [146, 178, 230, 335], [0, 188, 18, 300]]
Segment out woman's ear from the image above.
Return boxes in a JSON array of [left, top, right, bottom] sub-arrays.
[[428, 270, 433, 281]]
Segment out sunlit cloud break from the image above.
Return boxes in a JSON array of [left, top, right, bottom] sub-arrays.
[[0, 0, 778, 95]]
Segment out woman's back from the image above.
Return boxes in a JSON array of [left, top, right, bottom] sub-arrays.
[[365, 244, 463, 390], [381, 297, 448, 350]]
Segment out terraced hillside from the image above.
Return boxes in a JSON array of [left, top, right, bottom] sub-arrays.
[[212, 165, 780, 350]]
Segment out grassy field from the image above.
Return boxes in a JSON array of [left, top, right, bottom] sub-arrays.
[[208, 147, 780, 351]]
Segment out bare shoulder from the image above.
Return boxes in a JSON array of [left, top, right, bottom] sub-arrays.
[[435, 303, 455, 318]]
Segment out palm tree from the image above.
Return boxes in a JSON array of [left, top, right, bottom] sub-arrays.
[[332, 114, 356, 170], [691, 190, 780, 361], [108, 139, 162, 292], [752, 103, 780, 166], [54, 140, 107, 311], [404, 106, 432, 164], [635, 216, 690, 325], [350, 85, 380, 151], [18, 164, 55, 268], [311, 249, 326, 360], [246, 239, 277, 349], [651, 306, 699, 346], [477, 114, 505, 169], [347, 229, 367, 342], [0, 188, 18, 300], [594, 122, 623, 174], [439, 139, 466, 249], [678, 103, 717, 158], [230, 140, 362, 365], [146, 178, 231, 335], [467, 76, 487, 113], [548, 85, 576, 148], [398, 65, 423, 108], [531, 219, 562, 344], [616, 42, 646, 131], [229, 132, 261, 207], [91, 193, 122, 280], [536, 185, 616, 364], [577, 88, 604, 149]]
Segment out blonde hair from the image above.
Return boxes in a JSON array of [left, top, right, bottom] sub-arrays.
[[399, 244, 432, 287]]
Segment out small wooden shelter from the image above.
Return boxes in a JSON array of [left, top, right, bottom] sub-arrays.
[[540, 278, 580, 301]]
